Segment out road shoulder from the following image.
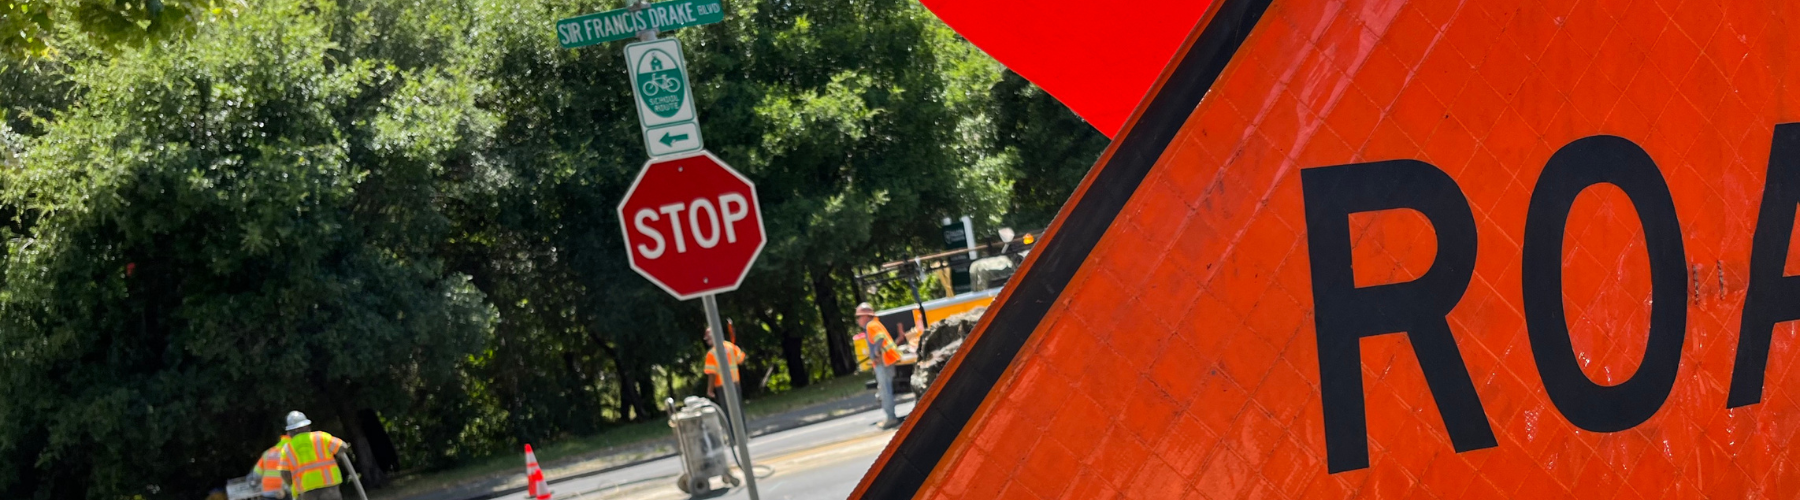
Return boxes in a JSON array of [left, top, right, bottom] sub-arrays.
[[378, 390, 915, 500]]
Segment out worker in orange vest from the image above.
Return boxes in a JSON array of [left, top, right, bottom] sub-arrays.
[[855, 303, 903, 429], [703, 327, 748, 418], [279, 411, 359, 500], [249, 433, 295, 498]]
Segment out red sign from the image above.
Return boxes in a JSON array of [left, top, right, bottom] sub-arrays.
[[617, 151, 765, 300], [918, 0, 1212, 137]]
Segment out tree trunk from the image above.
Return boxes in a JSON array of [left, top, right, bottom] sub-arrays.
[[596, 339, 654, 421], [781, 326, 812, 388], [617, 359, 646, 421], [780, 303, 813, 389], [637, 375, 661, 416], [810, 268, 856, 376], [329, 392, 387, 486], [757, 309, 811, 389], [357, 409, 402, 473]]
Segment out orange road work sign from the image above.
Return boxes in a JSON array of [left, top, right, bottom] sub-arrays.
[[856, 0, 1800, 498]]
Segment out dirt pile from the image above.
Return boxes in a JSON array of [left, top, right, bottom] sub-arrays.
[[909, 306, 986, 395]]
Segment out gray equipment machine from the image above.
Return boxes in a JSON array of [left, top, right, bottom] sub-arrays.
[[224, 477, 259, 500], [667, 396, 742, 494]]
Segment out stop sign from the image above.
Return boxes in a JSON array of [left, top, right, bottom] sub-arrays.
[[617, 151, 766, 300]]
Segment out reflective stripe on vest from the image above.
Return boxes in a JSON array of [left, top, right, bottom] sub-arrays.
[[856, 329, 902, 367], [289, 431, 343, 492], [257, 443, 290, 494]]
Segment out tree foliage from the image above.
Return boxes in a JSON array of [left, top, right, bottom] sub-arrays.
[[0, 0, 1108, 497], [2, 0, 240, 60], [0, 1, 497, 496], [987, 70, 1113, 230]]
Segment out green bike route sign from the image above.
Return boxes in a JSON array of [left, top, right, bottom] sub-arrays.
[[627, 39, 703, 156], [633, 45, 689, 122], [556, 0, 724, 49]]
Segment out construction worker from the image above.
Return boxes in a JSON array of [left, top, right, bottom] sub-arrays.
[[855, 303, 903, 429], [280, 411, 354, 500], [249, 433, 295, 498], [703, 327, 748, 421]]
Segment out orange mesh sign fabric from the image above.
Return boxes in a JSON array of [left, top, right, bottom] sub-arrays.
[[860, 0, 1800, 498]]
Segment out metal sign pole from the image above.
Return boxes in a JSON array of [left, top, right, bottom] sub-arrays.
[[904, 260, 930, 327], [704, 294, 760, 500], [630, 0, 659, 42]]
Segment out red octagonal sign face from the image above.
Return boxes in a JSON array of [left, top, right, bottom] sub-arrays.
[[617, 151, 765, 300]]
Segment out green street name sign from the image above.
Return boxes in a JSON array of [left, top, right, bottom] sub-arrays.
[[556, 0, 725, 49]]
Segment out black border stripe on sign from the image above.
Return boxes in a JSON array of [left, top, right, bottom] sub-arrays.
[[857, 0, 1277, 497]]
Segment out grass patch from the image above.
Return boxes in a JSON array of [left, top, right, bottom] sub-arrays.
[[373, 373, 875, 500], [740, 372, 874, 419]]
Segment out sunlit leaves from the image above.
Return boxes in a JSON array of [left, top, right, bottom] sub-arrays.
[[2, 0, 243, 61], [0, 1, 494, 497]]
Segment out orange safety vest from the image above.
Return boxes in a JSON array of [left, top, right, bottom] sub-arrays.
[[856, 321, 903, 370], [283, 431, 347, 494], [703, 341, 747, 387], [252, 439, 294, 496]]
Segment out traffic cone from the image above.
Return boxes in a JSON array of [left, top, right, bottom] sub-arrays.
[[525, 444, 554, 500]]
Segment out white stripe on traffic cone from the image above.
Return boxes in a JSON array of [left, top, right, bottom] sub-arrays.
[[525, 444, 554, 500]]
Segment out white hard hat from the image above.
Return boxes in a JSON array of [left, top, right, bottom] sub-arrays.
[[285, 411, 313, 431]]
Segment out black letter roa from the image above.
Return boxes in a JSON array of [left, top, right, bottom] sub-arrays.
[[1301, 160, 1497, 473], [1729, 123, 1800, 408], [1521, 135, 1687, 432]]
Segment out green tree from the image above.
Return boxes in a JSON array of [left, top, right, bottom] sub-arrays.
[[696, 0, 1011, 379], [0, 1, 495, 496], [441, 0, 1011, 402], [2, 0, 238, 61], [988, 70, 1111, 230], [0, 0, 1103, 495]]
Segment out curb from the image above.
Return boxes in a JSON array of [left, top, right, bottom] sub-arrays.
[[442, 393, 913, 500]]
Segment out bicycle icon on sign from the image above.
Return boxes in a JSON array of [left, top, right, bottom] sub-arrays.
[[641, 73, 682, 96]]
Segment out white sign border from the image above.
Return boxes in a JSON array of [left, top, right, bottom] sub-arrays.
[[616, 150, 767, 301]]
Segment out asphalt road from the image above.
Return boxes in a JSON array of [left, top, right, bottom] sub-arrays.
[[494, 400, 915, 500]]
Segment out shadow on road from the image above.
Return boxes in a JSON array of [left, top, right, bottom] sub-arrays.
[[689, 487, 733, 499]]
